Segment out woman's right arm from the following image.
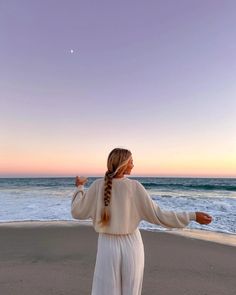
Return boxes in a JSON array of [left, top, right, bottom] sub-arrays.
[[71, 177, 97, 220]]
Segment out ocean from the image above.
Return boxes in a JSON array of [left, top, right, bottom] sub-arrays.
[[0, 177, 235, 235]]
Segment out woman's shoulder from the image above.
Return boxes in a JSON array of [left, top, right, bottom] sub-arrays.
[[122, 177, 142, 188], [85, 178, 103, 190], [127, 179, 146, 193], [91, 178, 104, 185]]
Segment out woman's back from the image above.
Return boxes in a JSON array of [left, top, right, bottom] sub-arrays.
[[93, 177, 141, 234]]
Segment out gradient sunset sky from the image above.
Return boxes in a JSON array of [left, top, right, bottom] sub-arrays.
[[1, 1, 236, 177]]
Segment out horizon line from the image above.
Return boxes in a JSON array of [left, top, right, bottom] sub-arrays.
[[0, 175, 236, 179]]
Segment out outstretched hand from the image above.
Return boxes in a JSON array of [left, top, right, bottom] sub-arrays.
[[196, 212, 213, 225], [75, 176, 88, 187]]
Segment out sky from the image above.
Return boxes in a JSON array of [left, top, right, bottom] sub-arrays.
[[0, 0, 236, 178]]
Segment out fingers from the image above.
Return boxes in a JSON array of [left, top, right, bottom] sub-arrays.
[[75, 176, 79, 186], [203, 213, 213, 221], [196, 212, 213, 225], [202, 216, 212, 224], [206, 214, 212, 219], [75, 176, 88, 186]]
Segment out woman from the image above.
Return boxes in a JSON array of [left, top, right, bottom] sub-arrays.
[[71, 148, 212, 295]]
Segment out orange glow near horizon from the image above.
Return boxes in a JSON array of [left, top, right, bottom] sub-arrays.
[[1, 148, 235, 178]]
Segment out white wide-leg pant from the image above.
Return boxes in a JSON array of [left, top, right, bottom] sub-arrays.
[[91, 229, 144, 295]]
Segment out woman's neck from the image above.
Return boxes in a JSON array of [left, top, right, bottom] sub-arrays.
[[113, 174, 124, 179]]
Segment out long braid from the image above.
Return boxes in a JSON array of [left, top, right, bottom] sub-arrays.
[[99, 148, 132, 227], [100, 171, 113, 226], [104, 171, 113, 206]]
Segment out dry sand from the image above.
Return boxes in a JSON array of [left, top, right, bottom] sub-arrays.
[[0, 221, 235, 295]]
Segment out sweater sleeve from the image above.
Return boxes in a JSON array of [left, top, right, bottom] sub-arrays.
[[71, 181, 97, 220], [135, 181, 196, 228]]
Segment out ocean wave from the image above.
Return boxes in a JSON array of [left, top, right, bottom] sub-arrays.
[[141, 182, 236, 191]]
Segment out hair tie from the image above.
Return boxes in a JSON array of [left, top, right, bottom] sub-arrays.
[[106, 171, 115, 178]]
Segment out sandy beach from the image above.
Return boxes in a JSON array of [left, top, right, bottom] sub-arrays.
[[0, 221, 235, 295]]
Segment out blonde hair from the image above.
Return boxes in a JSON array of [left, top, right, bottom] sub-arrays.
[[99, 148, 132, 227]]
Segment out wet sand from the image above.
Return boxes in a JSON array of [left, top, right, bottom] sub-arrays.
[[0, 221, 235, 295]]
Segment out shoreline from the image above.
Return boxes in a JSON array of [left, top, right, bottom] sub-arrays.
[[0, 220, 235, 247]]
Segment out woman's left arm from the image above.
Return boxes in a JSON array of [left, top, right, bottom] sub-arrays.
[[135, 181, 213, 228]]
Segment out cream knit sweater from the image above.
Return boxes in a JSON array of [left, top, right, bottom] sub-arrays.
[[71, 177, 196, 234]]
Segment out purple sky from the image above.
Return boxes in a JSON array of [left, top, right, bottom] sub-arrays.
[[1, 1, 236, 177]]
